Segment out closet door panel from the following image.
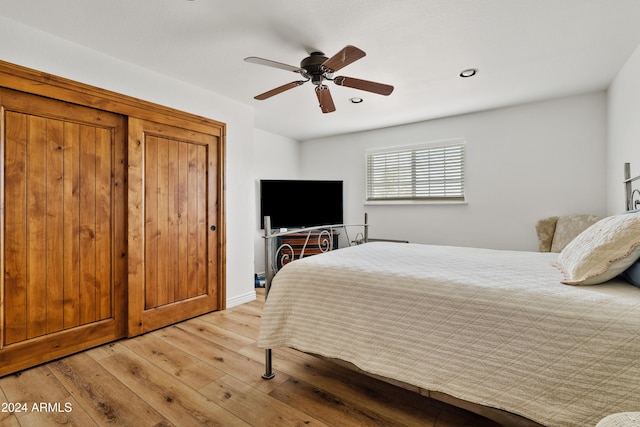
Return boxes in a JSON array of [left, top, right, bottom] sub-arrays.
[[3, 110, 28, 344], [45, 119, 65, 334], [128, 117, 220, 336], [0, 88, 126, 375], [4, 117, 116, 343], [63, 122, 82, 329]]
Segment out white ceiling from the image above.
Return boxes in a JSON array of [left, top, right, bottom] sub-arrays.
[[2, 0, 640, 141]]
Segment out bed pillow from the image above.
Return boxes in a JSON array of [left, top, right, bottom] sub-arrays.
[[556, 212, 640, 285], [535, 216, 558, 252], [549, 214, 602, 252], [622, 261, 640, 288], [619, 209, 640, 288]]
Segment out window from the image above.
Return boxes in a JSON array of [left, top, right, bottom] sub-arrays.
[[366, 140, 466, 202]]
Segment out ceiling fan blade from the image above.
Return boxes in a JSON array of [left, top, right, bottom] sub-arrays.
[[244, 56, 305, 73], [334, 76, 394, 96], [254, 81, 306, 100], [315, 85, 336, 113], [321, 45, 366, 73]]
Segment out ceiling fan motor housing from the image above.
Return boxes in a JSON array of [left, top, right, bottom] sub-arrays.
[[300, 51, 329, 85]]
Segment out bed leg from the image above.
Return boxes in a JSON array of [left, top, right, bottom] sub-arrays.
[[262, 348, 275, 379]]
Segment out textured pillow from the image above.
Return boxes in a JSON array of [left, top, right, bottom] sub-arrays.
[[619, 210, 640, 288], [556, 212, 640, 285], [550, 214, 602, 252], [596, 412, 640, 427], [535, 216, 558, 252], [622, 260, 640, 288]]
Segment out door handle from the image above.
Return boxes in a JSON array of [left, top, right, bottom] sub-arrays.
[[210, 225, 216, 231]]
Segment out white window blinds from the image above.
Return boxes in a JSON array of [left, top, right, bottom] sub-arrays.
[[366, 141, 466, 202]]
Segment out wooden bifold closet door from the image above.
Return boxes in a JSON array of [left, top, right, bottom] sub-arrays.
[[0, 88, 127, 375]]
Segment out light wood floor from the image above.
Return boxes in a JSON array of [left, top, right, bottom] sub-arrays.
[[0, 289, 501, 427]]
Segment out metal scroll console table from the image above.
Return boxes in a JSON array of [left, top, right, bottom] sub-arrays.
[[261, 214, 369, 379]]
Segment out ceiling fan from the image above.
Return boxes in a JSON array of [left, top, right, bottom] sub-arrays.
[[244, 45, 394, 113]]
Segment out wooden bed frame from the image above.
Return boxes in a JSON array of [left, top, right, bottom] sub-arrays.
[[260, 163, 640, 427]]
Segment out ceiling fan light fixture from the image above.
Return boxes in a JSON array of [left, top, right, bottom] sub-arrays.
[[459, 68, 478, 78], [245, 45, 394, 113]]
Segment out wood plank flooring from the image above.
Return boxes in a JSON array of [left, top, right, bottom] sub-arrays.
[[0, 289, 501, 427]]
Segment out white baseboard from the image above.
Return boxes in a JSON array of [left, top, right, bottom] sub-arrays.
[[226, 290, 257, 308]]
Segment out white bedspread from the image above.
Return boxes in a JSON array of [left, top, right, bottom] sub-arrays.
[[258, 242, 640, 427]]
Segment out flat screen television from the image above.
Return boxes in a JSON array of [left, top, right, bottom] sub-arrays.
[[260, 179, 343, 229]]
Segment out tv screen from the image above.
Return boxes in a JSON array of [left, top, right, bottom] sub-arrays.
[[260, 179, 343, 229]]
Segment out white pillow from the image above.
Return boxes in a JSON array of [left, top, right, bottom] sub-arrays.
[[556, 212, 640, 285]]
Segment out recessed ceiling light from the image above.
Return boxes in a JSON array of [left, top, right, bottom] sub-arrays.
[[459, 68, 478, 78], [350, 97, 363, 104]]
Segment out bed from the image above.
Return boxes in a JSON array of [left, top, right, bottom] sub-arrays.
[[258, 165, 640, 427]]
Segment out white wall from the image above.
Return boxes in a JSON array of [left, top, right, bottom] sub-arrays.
[[252, 129, 301, 274], [0, 17, 257, 307], [301, 92, 608, 251], [607, 43, 640, 214]]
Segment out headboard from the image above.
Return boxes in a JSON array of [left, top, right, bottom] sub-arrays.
[[624, 162, 640, 211], [262, 214, 369, 288]]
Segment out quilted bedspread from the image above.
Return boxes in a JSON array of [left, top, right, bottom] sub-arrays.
[[258, 242, 640, 427]]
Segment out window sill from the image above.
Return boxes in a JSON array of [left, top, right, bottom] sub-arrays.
[[364, 199, 468, 206]]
